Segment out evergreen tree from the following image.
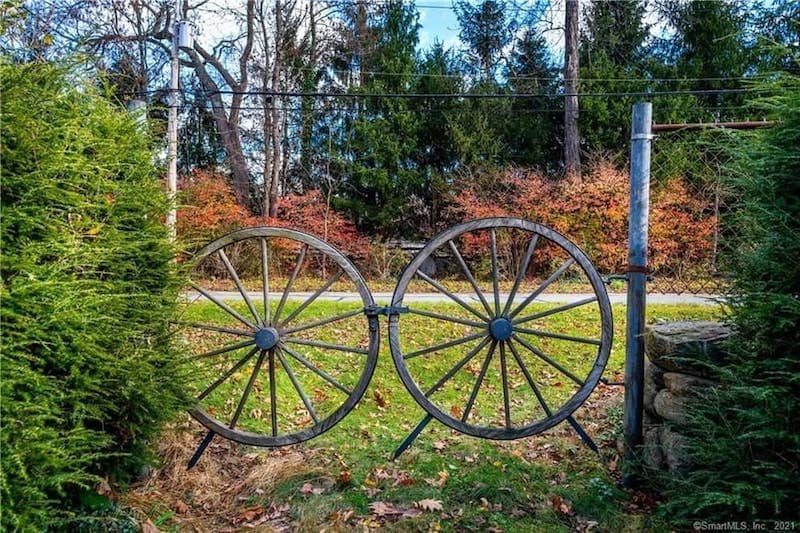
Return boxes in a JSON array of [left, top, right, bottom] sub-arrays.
[[579, 0, 648, 157], [663, 0, 754, 118], [659, 76, 800, 523], [414, 42, 464, 229], [454, 0, 516, 82], [505, 29, 560, 169], [332, 1, 423, 236]]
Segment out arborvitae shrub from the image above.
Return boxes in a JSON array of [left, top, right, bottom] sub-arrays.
[[1, 63, 188, 530], [658, 76, 800, 521]]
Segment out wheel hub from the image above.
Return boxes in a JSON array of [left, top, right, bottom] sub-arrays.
[[254, 327, 280, 350], [489, 317, 513, 341]]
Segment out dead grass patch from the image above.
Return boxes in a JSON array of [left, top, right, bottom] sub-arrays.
[[121, 416, 320, 531]]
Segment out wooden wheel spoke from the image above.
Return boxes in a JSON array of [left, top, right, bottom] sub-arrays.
[[190, 339, 255, 361], [196, 346, 260, 402], [514, 326, 601, 346], [506, 339, 553, 416], [499, 342, 512, 428], [416, 270, 490, 321], [278, 343, 352, 395], [283, 337, 369, 355], [261, 238, 270, 324], [511, 334, 585, 387], [274, 244, 308, 323], [462, 341, 497, 423], [277, 349, 319, 424], [279, 270, 344, 327], [281, 308, 364, 335], [268, 350, 278, 437], [508, 258, 576, 319], [189, 282, 258, 330], [229, 349, 268, 429], [187, 227, 379, 447], [173, 321, 253, 337], [407, 308, 486, 328], [512, 296, 598, 326], [448, 240, 493, 316], [403, 331, 487, 360], [489, 228, 501, 315], [425, 337, 492, 397], [502, 234, 539, 316], [218, 248, 262, 325]]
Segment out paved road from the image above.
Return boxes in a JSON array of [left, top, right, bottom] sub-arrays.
[[188, 291, 724, 306]]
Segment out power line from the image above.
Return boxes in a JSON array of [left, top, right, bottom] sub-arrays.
[[207, 87, 772, 99]]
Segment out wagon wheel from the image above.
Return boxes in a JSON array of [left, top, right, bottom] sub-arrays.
[[178, 227, 379, 447], [389, 218, 612, 440]]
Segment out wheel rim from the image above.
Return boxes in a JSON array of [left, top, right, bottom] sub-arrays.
[[389, 218, 613, 440], [178, 227, 379, 447]]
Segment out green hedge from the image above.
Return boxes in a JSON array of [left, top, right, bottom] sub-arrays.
[[1, 62, 188, 530]]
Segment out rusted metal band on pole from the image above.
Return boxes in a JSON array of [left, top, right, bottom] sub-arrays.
[[626, 265, 650, 274]]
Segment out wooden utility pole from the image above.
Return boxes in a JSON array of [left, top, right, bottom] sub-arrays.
[[564, 0, 580, 178]]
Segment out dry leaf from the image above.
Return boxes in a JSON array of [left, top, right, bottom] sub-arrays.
[[337, 470, 352, 485], [369, 501, 401, 517], [415, 499, 443, 512], [301, 483, 314, 494], [95, 478, 112, 496], [142, 519, 159, 533], [549, 495, 573, 515], [424, 470, 449, 488], [233, 505, 265, 524], [174, 499, 189, 514], [433, 440, 447, 451], [373, 389, 387, 408], [450, 404, 463, 418]]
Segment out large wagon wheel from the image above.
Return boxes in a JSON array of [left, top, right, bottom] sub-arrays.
[[389, 218, 612, 440], [178, 227, 379, 447]]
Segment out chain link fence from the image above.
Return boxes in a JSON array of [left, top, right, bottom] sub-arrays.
[[647, 127, 741, 295]]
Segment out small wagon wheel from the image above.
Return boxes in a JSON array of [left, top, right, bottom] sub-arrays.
[[389, 218, 612, 440], [178, 227, 378, 447]]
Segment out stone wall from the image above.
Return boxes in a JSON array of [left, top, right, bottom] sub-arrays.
[[642, 321, 732, 471]]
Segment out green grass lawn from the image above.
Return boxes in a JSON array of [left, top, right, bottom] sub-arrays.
[[127, 301, 721, 532]]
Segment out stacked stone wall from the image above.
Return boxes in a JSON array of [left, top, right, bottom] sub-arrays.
[[642, 321, 732, 470]]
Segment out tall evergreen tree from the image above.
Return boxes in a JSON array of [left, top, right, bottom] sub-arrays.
[[579, 0, 648, 157], [332, 1, 422, 236], [505, 29, 560, 169], [454, 0, 516, 82]]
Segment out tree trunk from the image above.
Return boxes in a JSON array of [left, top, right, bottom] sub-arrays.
[[267, 0, 284, 219], [564, 0, 581, 178]]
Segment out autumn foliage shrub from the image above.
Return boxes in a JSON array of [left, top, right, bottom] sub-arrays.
[[450, 162, 716, 277], [177, 169, 257, 245], [178, 172, 371, 276]]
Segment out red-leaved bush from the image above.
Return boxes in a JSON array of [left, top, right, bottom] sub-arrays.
[[177, 170, 371, 274], [450, 162, 716, 276], [177, 169, 257, 244]]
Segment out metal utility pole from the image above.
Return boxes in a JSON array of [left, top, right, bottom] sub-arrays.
[[623, 102, 652, 482], [166, 0, 180, 241], [563, 0, 581, 178]]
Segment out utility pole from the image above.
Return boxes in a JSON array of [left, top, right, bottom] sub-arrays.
[[167, 2, 193, 241], [623, 102, 652, 485], [564, 0, 580, 178], [166, 0, 180, 241]]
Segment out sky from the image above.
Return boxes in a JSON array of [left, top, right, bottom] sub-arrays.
[[417, 3, 462, 51]]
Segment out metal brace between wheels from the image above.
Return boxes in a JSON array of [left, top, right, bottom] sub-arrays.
[[364, 305, 409, 317]]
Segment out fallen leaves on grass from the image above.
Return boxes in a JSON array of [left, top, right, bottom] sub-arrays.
[[415, 499, 444, 512], [424, 470, 449, 488], [300, 482, 325, 495], [548, 494, 573, 515]]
